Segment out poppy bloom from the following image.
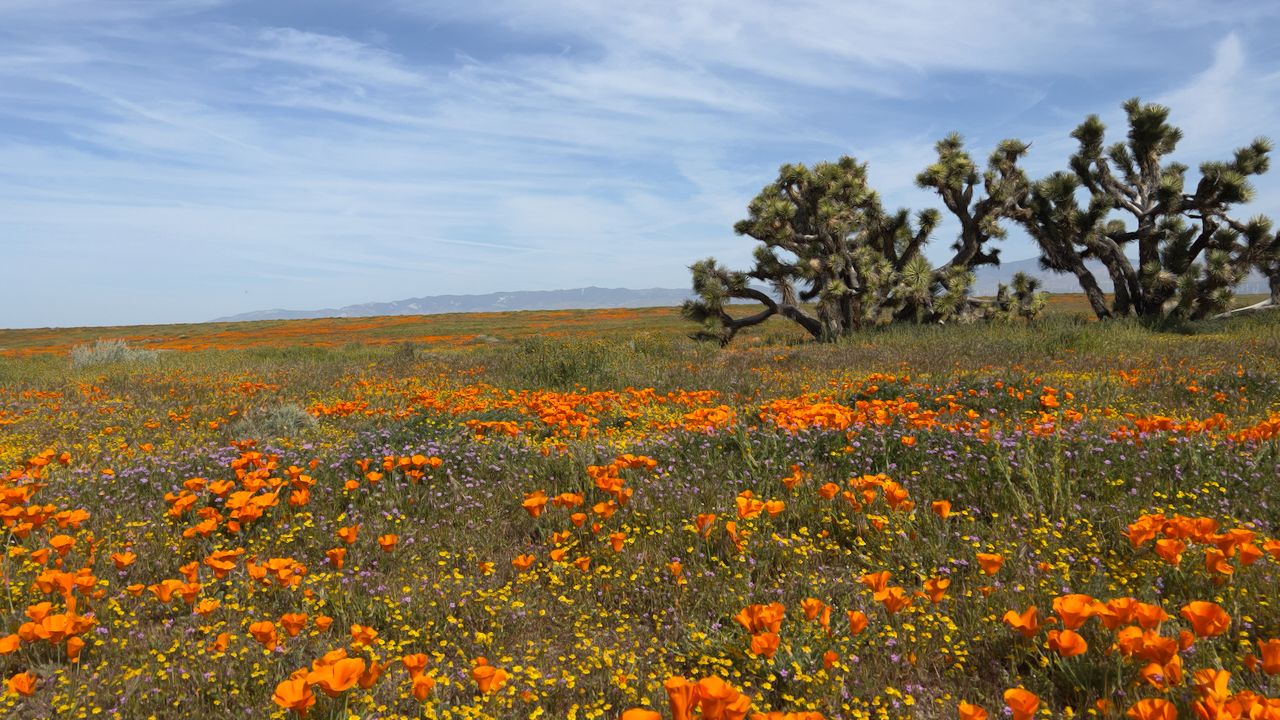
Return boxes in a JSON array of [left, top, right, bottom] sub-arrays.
[[1180, 601, 1231, 637], [272, 677, 315, 717], [377, 534, 398, 552], [280, 613, 308, 638], [697, 676, 751, 720], [471, 658, 509, 693], [522, 490, 548, 518], [110, 552, 136, 570], [622, 710, 661, 720], [401, 653, 429, 678], [859, 571, 890, 592], [311, 657, 366, 697], [958, 701, 988, 720], [750, 631, 780, 659], [608, 532, 626, 552], [665, 676, 698, 720], [875, 586, 911, 614], [411, 674, 436, 701], [314, 615, 333, 631], [1002, 607, 1040, 638], [7, 671, 36, 696], [923, 577, 950, 604], [1003, 688, 1040, 720], [1125, 698, 1176, 720], [1052, 594, 1099, 630], [0, 635, 19, 654], [248, 621, 278, 650], [1047, 629, 1088, 657], [350, 624, 378, 646], [847, 610, 869, 636], [976, 553, 1004, 575], [336, 525, 359, 545], [930, 500, 951, 519], [1259, 638, 1280, 675], [512, 554, 536, 572], [325, 547, 346, 569]]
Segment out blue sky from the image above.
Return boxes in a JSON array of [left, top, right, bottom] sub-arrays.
[[2, 0, 1279, 328]]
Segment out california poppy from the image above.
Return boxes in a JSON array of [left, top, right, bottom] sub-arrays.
[[471, 658, 509, 694], [1047, 629, 1088, 657], [1125, 698, 1176, 720], [847, 610, 869, 636], [1003, 688, 1040, 720], [958, 701, 988, 720], [976, 553, 1004, 575], [1180, 601, 1231, 637], [272, 677, 315, 717], [1259, 638, 1280, 675], [1002, 607, 1040, 638], [6, 671, 35, 696]]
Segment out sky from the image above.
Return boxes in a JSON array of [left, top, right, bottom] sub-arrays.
[[2, 1, 1280, 328]]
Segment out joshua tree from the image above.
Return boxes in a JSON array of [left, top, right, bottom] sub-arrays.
[[1019, 98, 1275, 321], [684, 139, 1036, 345]]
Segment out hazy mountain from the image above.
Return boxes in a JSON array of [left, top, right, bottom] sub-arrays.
[[213, 287, 696, 322], [215, 261, 1272, 322]]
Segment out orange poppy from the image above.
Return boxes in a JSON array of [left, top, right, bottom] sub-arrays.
[[6, 670, 35, 696], [512, 554, 536, 572], [874, 586, 912, 614], [930, 500, 952, 519], [750, 631, 780, 659], [471, 658, 509, 694], [859, 571, 890, 592], [1180, 601, 1231, 637], [280, 613, 308, 638], [522, 490, 548, 518], [1259, 638, 1280, 675], [377, 534, 398, 552], [1047, 629, 1088, 657], [0, 635, 19, 655], [923, 577, 950, 604], [401, 653, 429, 678], [665, 676, 698, 720], [350, 624, 378, 646], [1002, 607, 1040, 638], [1052, 594, 1099, 630], [976, 553, 1004, 575], [847, 610, 869, 636], [248, 621, 278, 650], [622, 710, 662, 720], [110, 552, 136, 570], [958, 701, 988, 720], [1125, 698, 1175, 720], [1003, 688, 1040, 720], [272, 677, 315, 717], [411, 674, 436, 701], [310, 657, 366, 697]]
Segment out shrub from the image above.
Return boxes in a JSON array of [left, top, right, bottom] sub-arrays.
[[229, 403, 317, 440], [69, 340, 159, 367]]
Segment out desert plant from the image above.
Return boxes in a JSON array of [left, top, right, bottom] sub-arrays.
[[69, 339, 160, 367], [683, 144, 1031, 345], [1018, 98, 1276, 321], [229, 402, 317, 440]]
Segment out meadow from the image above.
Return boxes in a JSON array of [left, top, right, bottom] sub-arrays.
[[1, 304, 1279, 719]]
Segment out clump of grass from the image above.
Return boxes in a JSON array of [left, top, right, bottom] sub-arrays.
[[228, 402, 317, 440], [69, 339, 159, 367]]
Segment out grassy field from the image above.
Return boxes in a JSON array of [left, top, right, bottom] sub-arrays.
[[1, 302, 1279, 719]]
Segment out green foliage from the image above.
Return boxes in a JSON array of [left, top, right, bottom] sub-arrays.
[[1021, 98, 1277, 321], [69, 339, 160, 367]]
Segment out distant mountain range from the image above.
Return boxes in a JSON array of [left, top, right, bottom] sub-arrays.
[[214, 259, 1271, 322], [213, 287, 695, 322]]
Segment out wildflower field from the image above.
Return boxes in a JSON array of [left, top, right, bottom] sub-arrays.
[[1, 308, 1279, 720]]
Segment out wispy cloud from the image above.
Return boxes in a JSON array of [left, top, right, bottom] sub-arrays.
[[0, 1, 1278, 327]]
